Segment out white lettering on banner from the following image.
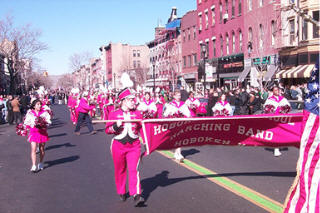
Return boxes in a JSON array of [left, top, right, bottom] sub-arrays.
[[268, 116, 292, 124], [174, 137, 230, 147], [153, 121, 192, 136], [237, 125, 273, 141]]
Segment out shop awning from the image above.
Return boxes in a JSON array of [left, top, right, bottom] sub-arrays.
[[275, 64, 315, 79], [263, 64, 278, 81], [238, 67, 251, 82]]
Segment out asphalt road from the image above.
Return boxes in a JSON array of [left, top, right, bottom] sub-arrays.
[[0, 105, 299, 213]]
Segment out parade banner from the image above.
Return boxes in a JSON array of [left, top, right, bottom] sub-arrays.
[[141, 113, 304, 155]]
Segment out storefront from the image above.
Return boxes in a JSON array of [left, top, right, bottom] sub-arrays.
[[217, 53, 244, 89]]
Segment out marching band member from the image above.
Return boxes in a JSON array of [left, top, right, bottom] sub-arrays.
[[137, 92, 157, 119], [212, 93, 232, 116], [74, 91, 97, 136], [185, 91, 200, 117], [163, 90, 191, 162], [105, 86, 144, 206], [263, 85, 291, 157], [24, 99, 51, 172]]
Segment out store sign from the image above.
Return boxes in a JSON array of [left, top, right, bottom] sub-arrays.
[[223, 62, 243, 68], [253, 56, 271, 65]]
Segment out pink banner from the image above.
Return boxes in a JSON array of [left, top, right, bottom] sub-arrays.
[[141, 113, 304, 155]]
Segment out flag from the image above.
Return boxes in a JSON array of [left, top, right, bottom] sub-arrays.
[[284, 64, 320, 213]]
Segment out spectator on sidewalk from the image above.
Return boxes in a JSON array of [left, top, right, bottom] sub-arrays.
[[6, 95, 13, 125], [11, 96, 22, 124]]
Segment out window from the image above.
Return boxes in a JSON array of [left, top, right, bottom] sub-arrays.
[[313, 11, 319, 38], [188, 28, 191, 40], [193, 54, 197, 65], [226, 34, 229, 55], [239, 30, 242, 51], [248, 27, 253, 42], [133, 50, 136, 57], [220, 35, 224, 56], [289, 19, 295, 45], [206, 41, 209, 58], [213, 39, 216, 57], [199, 0, 202, 3], [193, 26, 197, 39], [211, 7, 215, 26], [259, 0, 263, 7], [225, 0, 229, 16], [232, 31, 235, 53], [220, 2, 223, 23], [137, 50, 140, 57], [259, 24, 264, 48], [199, 14, 203, 31], [302, 18, 308, 40], [133, 60, 136, 68], [188, 55, 192, 67], [239, 0, 242, 15], [248, 0, 252, 11], [183, 30, 186, 42], [183, 56, 186, 67], [271, 21, 276, 45], [137, 60, 141, 68], [205, 11, 209, 29], [232, 0, 235, 18]]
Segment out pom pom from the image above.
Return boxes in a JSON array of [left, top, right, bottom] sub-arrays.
[[120, 73, 133, 88], [264, 104, 275, 114], [16, 123, 28, 136], [35, 117, 48, 129], [279, 105, 291, 114]]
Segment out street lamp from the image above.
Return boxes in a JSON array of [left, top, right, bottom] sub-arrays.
[[200, 43, 208, 89], [153, 63, 156, 93]]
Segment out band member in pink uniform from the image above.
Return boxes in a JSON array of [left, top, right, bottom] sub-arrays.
[[212, 93, 233, 116], [137, 92, 157, 119], [185, 91, 200, 117], [105, 88, 144, 206], [263, 85, 291, 157], [163, 90, 191, 162], [24, 99, 51, 172]]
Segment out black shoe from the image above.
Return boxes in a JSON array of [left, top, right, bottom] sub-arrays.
[[119, 194, 126, 202], [133, 194, 144, 207]]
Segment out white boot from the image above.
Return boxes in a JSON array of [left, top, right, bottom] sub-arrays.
[[30, 165, 37, 172], [274, 148, 282, 157], [174, 148, 184, 162]]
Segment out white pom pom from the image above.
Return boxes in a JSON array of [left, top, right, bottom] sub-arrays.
[[120, 73, 133, 88]]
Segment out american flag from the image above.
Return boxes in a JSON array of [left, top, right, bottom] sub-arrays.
[[284, 64, 320, 213]]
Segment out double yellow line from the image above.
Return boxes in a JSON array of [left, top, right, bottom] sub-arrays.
[[158, 151, 284, 213]]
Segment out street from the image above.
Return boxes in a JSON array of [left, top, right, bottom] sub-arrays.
[[0, 105, 299, 213]]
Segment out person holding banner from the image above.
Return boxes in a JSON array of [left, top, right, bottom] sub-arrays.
[[263, 85, 291, 157], [105, 88, 144, 206], [185, 91, 200, 117], [163, 90, 191, 162], [212, 93, 232, 116]]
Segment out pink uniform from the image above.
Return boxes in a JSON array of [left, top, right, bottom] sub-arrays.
[[185, 97, 200, 117], [105, 109, 142, 196], [264, 95, 291, 114], [24, 110, 51, 143]]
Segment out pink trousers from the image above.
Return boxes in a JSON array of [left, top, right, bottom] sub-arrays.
[[111, 139, 141, 196]]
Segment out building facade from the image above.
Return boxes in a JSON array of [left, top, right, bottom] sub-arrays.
[[100, 43, 149, 90], [197, 0, 244, 89], [181, 10, 199, 90]]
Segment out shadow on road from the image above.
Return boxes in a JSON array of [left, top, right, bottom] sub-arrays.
[[181, 149, 200, 158], [45, 142, 76, 151], [48, 118, 66, 129], [49, 133, 68, 138], [141, 170, 296, 201], [44, 155, 80, 169]]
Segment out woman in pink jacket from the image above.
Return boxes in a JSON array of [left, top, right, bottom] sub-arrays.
[[74, 92, 97, 135]]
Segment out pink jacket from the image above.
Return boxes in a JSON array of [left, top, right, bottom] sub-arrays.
[[77, 98, 93, 113]]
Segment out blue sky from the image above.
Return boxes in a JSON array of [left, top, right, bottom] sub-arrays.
[[0, 0, 195, 75]]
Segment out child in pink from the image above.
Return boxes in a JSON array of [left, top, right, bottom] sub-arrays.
[[24, 99, 51, 172]]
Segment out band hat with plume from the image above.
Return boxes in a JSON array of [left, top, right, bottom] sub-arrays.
[[117, 73, 135, 101]]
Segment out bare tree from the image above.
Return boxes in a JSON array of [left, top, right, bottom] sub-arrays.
[[26, 71, 52, 91], [0, 15, 48, 94], [69, 51, 92, 72], [56, 74, 73, 90]]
